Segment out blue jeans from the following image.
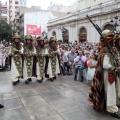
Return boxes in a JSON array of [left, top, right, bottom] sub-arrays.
[[61, 64, 66, 75], [64, 62, 70, 73], [74, 65, 85, 80]]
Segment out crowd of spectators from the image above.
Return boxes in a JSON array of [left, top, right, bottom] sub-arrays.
[[58, 41, 100, 83], [0, 40, 11, 68]]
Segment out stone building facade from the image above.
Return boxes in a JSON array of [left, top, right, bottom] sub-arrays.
[[47, 0, 120, 43], [0, 1, 9, 22]]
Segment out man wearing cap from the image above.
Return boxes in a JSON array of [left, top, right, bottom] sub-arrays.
[[10, 33, 23, 85], [23, 35, 36, 84], [88, 29, 120, 119], [36, 35, 47, 82], [47, 36, 60, 81]]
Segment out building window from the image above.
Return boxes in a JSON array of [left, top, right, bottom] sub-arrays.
[[10, 6, 12, 9], [5, 18, 7, 21], [15, 1, 18, 4], [15, 6, 18, 9], [1, 10, 7, 14], [52, 31, 56, 37], [79, 27, 87, 42]]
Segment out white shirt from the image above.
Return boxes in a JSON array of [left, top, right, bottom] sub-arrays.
[[74, 55, 86, 66]]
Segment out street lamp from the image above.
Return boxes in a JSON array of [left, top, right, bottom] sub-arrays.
[[61, 27, 67, 41], [110, 16, 120, 31], [42, 30, 47, 39]]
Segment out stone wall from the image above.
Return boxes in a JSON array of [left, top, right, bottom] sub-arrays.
[[47, 0, 120, 43]]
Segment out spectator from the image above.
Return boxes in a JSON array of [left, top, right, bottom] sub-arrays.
[[75, 46, 79, 55], [60, 50, 70, 75], [85, 51, 90, 61], [83, 51, 91, 80], [0, 41, 4, 47], [74, 50, 86, 82], [86, 53, 98, 82], [64, 47, 69, 56], [67, 48, 77, 73]]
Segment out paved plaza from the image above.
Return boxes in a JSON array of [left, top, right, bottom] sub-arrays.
[[0, 70, 119, 120]]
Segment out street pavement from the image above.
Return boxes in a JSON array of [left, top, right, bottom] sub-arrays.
[[0, 69, 119, 120]]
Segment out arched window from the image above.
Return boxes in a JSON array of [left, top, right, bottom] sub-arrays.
[[52, 31, 56, 37], [79, 27, 87, 42], [103, 24, 114, 31], [62, 28, 69, 43]]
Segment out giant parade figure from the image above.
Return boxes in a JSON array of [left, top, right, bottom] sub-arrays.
[[87, 15, 120, 119]]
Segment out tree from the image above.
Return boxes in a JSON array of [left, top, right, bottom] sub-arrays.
[[0, 19, 13, 42]]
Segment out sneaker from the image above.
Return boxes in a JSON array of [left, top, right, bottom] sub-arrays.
[[74, 75, 77, 81], [80, 76, 84, 82], [111, 112, 120, 119], [0, 104, 4, 109], [38, 77, 43, 83], [27, 78, 32, 82]]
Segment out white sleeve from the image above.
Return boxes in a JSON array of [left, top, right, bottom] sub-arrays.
[[44, 48, 48, 55], [20, 46, 24, 54], [103, 55, 112, 69]]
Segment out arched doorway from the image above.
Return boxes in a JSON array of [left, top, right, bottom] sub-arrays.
[[52, 31, 56, 37], [63, 30, 69, 43], [103, 24, 114, 30], [62, 28, 69, 43], [79, 27, 87, 42]]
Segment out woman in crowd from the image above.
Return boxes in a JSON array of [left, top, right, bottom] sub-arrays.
[[86, 52, 98, 82]]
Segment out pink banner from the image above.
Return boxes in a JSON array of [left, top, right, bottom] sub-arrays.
[[26, 24, 41, 35]]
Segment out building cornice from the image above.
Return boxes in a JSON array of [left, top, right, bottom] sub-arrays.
[[47, 1, 120, 27]]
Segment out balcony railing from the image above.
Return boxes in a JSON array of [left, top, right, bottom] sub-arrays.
[[1, 13, 7, 17]]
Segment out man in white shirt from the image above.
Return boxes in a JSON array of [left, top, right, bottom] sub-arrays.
[[74, 50, 86, 82], [60, 50, 70, 75]]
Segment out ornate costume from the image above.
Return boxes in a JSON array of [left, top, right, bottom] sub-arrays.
[[47, 36, 60, 81], [23, 35, 36, 84], [36, 35, 47, 82], [10, 33, 23, 85], [88, 29, 120, 119], [0, 46, 6, 67]]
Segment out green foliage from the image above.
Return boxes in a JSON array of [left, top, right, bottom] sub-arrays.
[[0, 19, 13, 41]]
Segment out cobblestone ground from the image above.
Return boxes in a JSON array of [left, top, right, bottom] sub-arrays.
[[0, 69, 119, 120]]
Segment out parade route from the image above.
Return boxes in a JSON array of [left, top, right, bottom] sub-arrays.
[[0, 70, 119, 120]]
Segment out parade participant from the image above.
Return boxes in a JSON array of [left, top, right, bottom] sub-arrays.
[[36, 35, 47, 83], [10, 33, 23, 85], [23, 35, 36, 84], [88, 29, 120, 119], [47, 36, 60, 81], [0, 46, 7, 68]]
